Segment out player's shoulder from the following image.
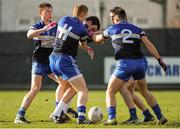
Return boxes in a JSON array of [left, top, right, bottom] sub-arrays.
[[127, 22, 142, 31], [30, 20, 44, 30], [104, 24, 115, 31], [59, 16, 76, 25]]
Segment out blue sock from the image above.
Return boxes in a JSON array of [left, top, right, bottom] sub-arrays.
[[129, 108, 138, 119], [143, 109, 152, 118], [152, 104, 162, 120], [56, 101, 59, 107], [107, 106, 116, 120], [78, 106, 86, 121], [18, 107, 26, 117]]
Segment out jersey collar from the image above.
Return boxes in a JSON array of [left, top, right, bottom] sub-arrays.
[[120, 20, 128, 24]]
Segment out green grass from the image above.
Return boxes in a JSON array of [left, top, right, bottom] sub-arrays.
[[0, 90, 180, 128]]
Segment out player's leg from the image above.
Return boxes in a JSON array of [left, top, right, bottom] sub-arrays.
[[48, 72, 78, 118], [48, 74, 69, 106], [118, 85, 139, 124], [68, 75, 92, 124], [119, 79, 136, 109], [52, 77, 77, 122], [60, 84, 77, 118], [136, 79, 168, 125], [105, 59, 138, 125], [14, 74, 43, 124], [104, 75, 139, 125], [104, 75, 125, 125], [127, 80, 154, 122], [49, 54, 90, 124]]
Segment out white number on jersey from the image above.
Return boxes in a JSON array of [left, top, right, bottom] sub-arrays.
[[121, 29, 134, 44], [58, 24, 73, 41]]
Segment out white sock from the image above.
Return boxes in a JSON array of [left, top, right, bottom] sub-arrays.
[[53, 100, 67, 116], [64, 99, 73, 113]]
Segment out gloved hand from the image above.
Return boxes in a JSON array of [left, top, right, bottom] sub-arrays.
[[87, 46, 94, 60], [44, 21, 57, 31], [158, 57, 167, 72]]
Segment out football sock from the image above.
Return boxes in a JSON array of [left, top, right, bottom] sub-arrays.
[[129, 108, 138, 119], [77, 105, 86, 120], [107, 106, 116, 120], [152, 104, 162, 120], [63, 102, 69, 113], [17, 107, 26, 117], [53, 100, 67, 117], [143, 109, 152, 118]]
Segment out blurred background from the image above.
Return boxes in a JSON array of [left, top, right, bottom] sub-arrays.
[[0, 0, 180, 90]]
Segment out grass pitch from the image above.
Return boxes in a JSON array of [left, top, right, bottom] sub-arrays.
[[0, 90, 180, 128]]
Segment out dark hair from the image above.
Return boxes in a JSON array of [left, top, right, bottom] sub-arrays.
[[110, 6, 123, 13], [39, 2, 52, 9], [113, 7, 127, 20], [85, 16, 101, 30]]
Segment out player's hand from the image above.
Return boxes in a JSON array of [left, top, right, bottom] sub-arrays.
[[158, 57, 167, 72], [87, 46, 94, 60], [44, 21, 57, 31]]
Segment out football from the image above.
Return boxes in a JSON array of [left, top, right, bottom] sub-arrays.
[[88, 106, 103, 123]]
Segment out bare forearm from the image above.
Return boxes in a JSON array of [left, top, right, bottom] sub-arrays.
[[146, 43, 160, 59], [27, 28, 46, 39]]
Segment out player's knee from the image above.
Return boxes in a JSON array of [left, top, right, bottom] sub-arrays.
[[106, 88, 114, 95], [30, 86, 40, 94], [140, 89, 149, 98]]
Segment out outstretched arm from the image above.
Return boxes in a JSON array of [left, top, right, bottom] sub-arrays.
[[27, 21, 57, 39], [91, 33, 105, 45], [27, 29, 47, 39]]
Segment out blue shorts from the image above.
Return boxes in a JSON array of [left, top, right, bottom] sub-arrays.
[[113, 58, 147, 82], [49, 53, 81, 80], [31, 61, 52, 77]]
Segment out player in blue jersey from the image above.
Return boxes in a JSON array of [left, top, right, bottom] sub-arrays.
[[49, 4, 95, 124], [14, 3, 58, 124], [49, 16, 101, 122], [109, 7, 154, 123], [91, 7, 168, 125], [14, 3, 79, 124]]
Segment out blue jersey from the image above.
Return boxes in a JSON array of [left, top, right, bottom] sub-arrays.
[[29, 20, 57, 63], [53, 16, 88, 57], [103, 20, 146, 60]]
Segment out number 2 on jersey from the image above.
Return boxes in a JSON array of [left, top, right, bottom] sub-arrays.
[[121, 29, 134, 43]]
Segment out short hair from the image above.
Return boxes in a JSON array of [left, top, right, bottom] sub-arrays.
[[73, 4, 88, 17], [113, 7, 127, 20], [38, 2, 52, 9], [110, 6, 122, 13], [85, 16, 101, 30]]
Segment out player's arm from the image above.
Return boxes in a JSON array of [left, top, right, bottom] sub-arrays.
[[27, 28, 47, 39], [27, 21, 57, 39], [141, 36, 160, 59], [141, 36, 167, 71], [89, 28, 109, 45], [91, 33, 105, 45], [79, 42, 94, 60]]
